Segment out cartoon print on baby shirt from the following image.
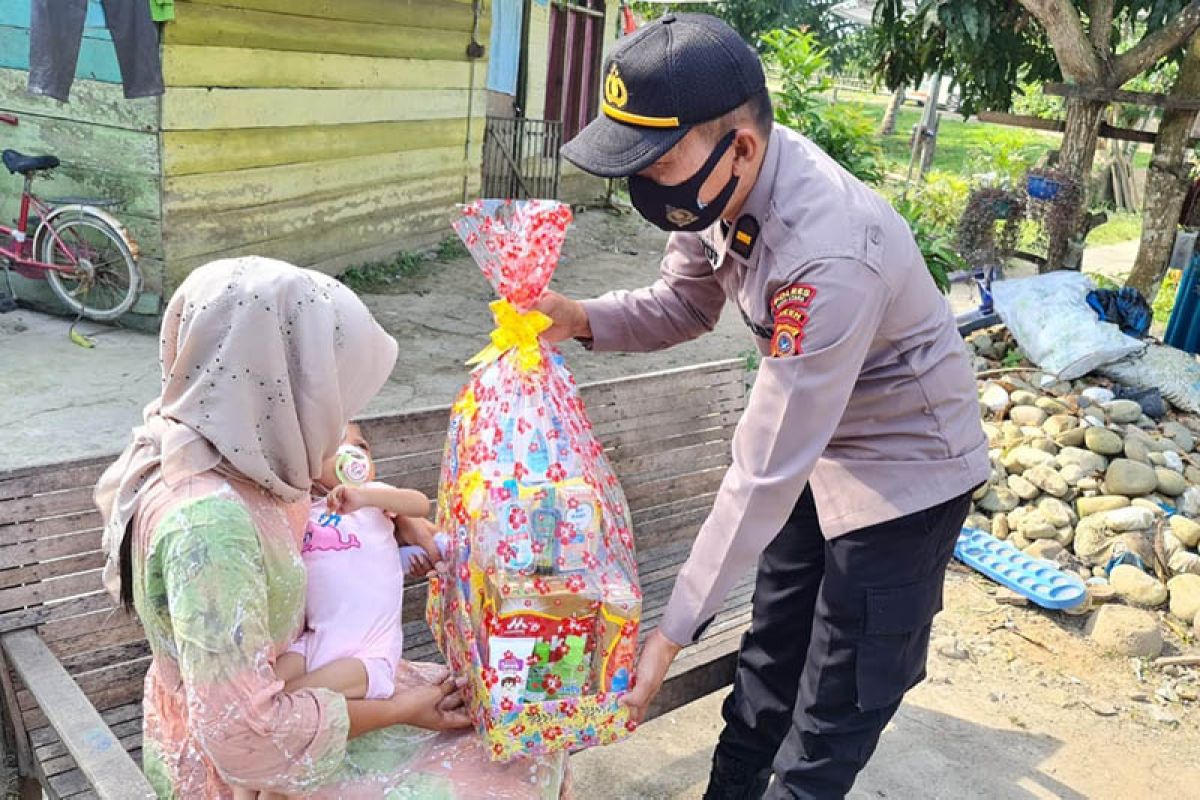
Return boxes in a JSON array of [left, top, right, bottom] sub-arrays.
[[303, 511, 361, 553]]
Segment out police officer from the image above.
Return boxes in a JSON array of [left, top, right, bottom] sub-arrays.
[[535, 13, 989, 800]]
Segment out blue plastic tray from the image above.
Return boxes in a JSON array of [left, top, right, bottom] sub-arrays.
[[954, 527, 1087, 610]]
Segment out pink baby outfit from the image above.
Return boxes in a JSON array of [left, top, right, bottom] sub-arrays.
[[291, 489, 410, 700]]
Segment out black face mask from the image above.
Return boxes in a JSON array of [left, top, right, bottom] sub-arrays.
[[628, 130, 739, 232]]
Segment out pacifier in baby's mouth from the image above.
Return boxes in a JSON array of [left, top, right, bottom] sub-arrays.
[[335, 445, 372, 486]]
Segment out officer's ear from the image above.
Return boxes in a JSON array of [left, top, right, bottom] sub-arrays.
[[730, 128, 762, 177]]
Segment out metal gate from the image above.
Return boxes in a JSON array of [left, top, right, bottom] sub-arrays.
[[481, 115, 564, 200]]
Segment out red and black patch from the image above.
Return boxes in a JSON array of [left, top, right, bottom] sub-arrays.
[[769, 283, 817, 357]]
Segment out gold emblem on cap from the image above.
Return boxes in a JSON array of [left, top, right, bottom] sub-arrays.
[[604, 65, 628, 109]]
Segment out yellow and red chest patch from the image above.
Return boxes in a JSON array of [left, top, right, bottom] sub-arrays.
[[769, 283, 816, 357]]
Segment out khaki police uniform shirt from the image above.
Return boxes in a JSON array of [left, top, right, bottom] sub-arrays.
[[581, 124, 990, 646]]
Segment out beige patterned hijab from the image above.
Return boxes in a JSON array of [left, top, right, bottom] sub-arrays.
[[95, 257, 398, 600]]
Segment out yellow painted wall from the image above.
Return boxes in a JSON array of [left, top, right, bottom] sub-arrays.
[[160, 0, 491, 290]]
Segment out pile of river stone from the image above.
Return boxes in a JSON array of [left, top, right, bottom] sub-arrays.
[[966, 329, 1200, 659]]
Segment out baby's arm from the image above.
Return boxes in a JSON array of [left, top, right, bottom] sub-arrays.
[[327, 483, 430, 518], [395, 516, 443, 570]]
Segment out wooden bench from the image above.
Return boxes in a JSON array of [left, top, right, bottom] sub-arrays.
[[0, 359, 750, 799]]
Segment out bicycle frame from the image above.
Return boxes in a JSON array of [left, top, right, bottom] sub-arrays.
[[1, 172, 82, 278]]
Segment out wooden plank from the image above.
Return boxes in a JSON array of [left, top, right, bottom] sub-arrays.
[[164, 173, 469, 261], [163, 145, 473, 214], [0, 512, 101, 547], [0, 112, 160, 177], [38, 608, 136, 647], [0, 645, 34, 777], [600, 409, 742, 455], [977, 110, 1200, 147], [1042, 82, 1200, 111], [0, 69, 158, 132], [0, 25, 121, 85], [1, 629, 154, 798], [162, 116, 482, 176], [624, 467, 728, 509], [0, 592, 111, 634], [0, 551, 105, 591], [40, 721, 140, 776], [593, 396, 744, 440], [18, 657, 151, 715], [30, 702, 143, 750], [185, 0, 480, 30], [0, 570, 105, 614], [0, 529, 101, 570], [162, 87, 485, 131], [163, 44, 473, 90], [166, 2, 479, 62], [0, 487, 96, 528], [58, 641, 150, 677], [165, 202, 463, 285], [0, 457, 111, 501]]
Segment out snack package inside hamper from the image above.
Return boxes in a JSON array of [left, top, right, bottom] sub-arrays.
[[427, 199, 642, 762]]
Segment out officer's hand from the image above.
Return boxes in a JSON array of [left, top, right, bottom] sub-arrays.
[[620, 629, 682, 724], [534, 291, 592, 342]]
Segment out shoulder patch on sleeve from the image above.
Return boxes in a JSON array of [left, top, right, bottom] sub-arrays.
[[769, 283, 816, 357]]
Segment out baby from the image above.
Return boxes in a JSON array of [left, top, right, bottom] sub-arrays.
[[275, 422, 446, 701]]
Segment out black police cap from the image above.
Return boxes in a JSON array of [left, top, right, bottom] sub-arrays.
[[561, 13, 767, 179]]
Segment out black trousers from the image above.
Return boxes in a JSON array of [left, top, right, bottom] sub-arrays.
[[705, 486, 971, 800], [28, 0, 164, 102]]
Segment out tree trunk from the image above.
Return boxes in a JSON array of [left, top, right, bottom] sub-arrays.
[[1126, 34, 1200, 301], [880, 86, 905, 135], [1046, 96, 1107, 271]]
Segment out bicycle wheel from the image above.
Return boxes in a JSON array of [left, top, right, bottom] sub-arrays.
[[39, 211, 140, 321]]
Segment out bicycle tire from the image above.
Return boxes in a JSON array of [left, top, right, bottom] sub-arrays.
[[39, 211, 141, 321]]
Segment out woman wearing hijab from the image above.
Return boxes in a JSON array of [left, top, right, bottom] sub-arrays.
[[95, 258, 565, 798]]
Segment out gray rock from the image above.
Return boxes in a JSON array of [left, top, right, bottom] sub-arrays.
[[1110, 564, 1168, 607], [1148, 452, 1167, 467], [1087, 582, 1117, 604], [1104, 459, 1158, 496], [1059, 463, 1087, 486], [1078, 477, 1101, 492], [979, 383, 1010, 415], [1180, 487, 1200, 517], [1017, 512, 1057, 539], [1055, 427, 1088, 448], [1057, 447, 1109, 475], [1086, 604, 1163, 658], [1160, 451, 1185, 473], [1037, 497, 1073, 528], [1073, 518, 1120, 565], [933, 636, 969, 660], [1006, 474, 1040, 501], [1010, 405, 1048, 427], [1043, 414, 1079, 438], [1130, 498, 1167, 517], [1187, 466, 1200, 485], [1076, 495, 1130, 517], [1104, 399, 1144, 424], [1167, 574, 1200, 621], [1024, 540, 1064, 561], [1025, 464, 1068, 498], [993, 513, 1010, 541], [1082, 387, 1115, 406], [1054, 526, 1075, 547], [1012, 445, 1056, 471], [1161, 421, 1195, 453], [1011, 390, 1038, 406], [977, 487, 1020, 513], [1155, 468, 1188, 497], [965, 513, 992, 533], [1124, 437, 1153, 464], [1169, 515, 1200, 548], [1104, 506, 1156, 532], [1084, 428, 1124, 457], [1036, 397, 1071, 416]]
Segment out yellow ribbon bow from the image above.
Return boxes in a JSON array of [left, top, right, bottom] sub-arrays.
[[467, 299, 552, 371]]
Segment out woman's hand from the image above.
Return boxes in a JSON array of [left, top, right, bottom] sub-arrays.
[[388, 673, 471, 731], [534, 291, 592, 342], [620, 630, 682, 724]]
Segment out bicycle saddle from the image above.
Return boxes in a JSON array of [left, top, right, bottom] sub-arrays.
[[3, 149, 59, 175]]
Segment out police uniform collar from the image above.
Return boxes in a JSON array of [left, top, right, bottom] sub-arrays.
[[700, 125, 782, 271]]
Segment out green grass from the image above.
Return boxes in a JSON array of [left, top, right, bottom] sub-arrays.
[[341, 235, 465, 294], [1087, 212, 1144, 246]]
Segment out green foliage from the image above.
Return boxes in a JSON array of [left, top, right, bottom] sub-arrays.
[[1011, 81, 1062, 120], [966, 129, 1044, 189], [890, 192, 966, 294], [1002, 348, 1025, 367], [1085, 272, 1121, 291], [909, 171, 971, 232], [341, 235, 465, 293], [762, 28, 885, 184], [1154, 268, 1182, 325]]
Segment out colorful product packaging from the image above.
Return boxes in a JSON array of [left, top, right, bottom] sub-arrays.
[[427, 199, 642, 762]]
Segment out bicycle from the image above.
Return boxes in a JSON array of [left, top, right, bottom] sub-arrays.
[[1, 115, 141, 322]]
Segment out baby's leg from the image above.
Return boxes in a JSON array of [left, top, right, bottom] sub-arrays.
[[283, 658, 369, 699]]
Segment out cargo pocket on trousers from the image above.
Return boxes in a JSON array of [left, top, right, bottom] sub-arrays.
[[855, 576, 945, 711]]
